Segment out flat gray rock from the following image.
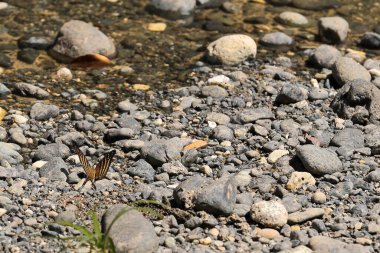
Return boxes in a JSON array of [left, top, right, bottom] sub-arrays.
[[50, 20, 116, 63], [34, 143, 70, 161], [30, 103, 59, 121], [9, 82, 49, 99], [331, 128, 364, 150], [102, 205, 159, 253], [287, 208, 325, 224], [309, 236, 371, 253], [39, 157, 68, 181], [201, 85, 228, 98], [296, 144, 342, 176], [239, 107, 274, 123], [276, 84, 308, 104], [260, 32, 294, 47]]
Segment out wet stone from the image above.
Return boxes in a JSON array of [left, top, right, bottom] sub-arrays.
[[0, 53, 12, 68], [360, 32, 380, 49], [17, 48, 39, 64], [18, 35, 53, 50], [276, 11, 308, 27], [146, 0, 196, 20], [50, 20, 116, 63], [0, 83, 10, 97], [260, 32, 293, 47]]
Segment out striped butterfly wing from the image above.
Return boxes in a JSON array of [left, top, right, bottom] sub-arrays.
[[76, 148, 96, 181], [95, 150, 116, 179]]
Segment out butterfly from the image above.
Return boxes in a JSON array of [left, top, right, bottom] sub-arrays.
[[76, 148, 116, 190]]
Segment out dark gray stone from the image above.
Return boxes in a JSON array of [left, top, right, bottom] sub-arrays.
[[194, 175, 237, 215], [115, 113, 142, 132], [17, 48, 39, 64], [331, 128, 364, 150], [276, 84, 308, 104], [331, 79, 380, 124], [39, 157, 69, 181], [296, 145, 342, 176], [140, 137, 185, 167], [128, 159, 155, 182], [360, 32, 380, 49], [104, 128, 134, 142], [8, 82, 49, 99]]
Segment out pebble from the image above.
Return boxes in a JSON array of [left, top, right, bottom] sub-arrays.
[[10, 82, 50, 99], [256, 228, 281, 239], [260, 32, 293, 47], [268, 149, 289, 164], [206, 34, 257, 65], [277, 11, 308, 27], [288, 208, 325, 224], [311, 191, 327, 204], [201, 85, 228, 98], [57, 67, 73, 81], [251, 201, 288, 228]]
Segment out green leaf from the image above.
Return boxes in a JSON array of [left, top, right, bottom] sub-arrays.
[[89, 209, 102, 242], [55, 220, 95, 241]]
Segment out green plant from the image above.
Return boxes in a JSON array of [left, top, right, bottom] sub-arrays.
[[53, 200, 167, 253]]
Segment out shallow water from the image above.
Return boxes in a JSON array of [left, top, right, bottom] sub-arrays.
[[0, 0, 379, 113]]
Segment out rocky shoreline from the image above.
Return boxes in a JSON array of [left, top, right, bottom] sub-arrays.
[[0, 0, 380, 253]]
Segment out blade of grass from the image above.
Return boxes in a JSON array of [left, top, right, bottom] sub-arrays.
[[56, 220, 95, 242], [89, 209, 102, 242]]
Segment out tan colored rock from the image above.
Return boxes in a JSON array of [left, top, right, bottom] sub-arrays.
[[286, 172, 316, 191], [206, 34, 257, 65]]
